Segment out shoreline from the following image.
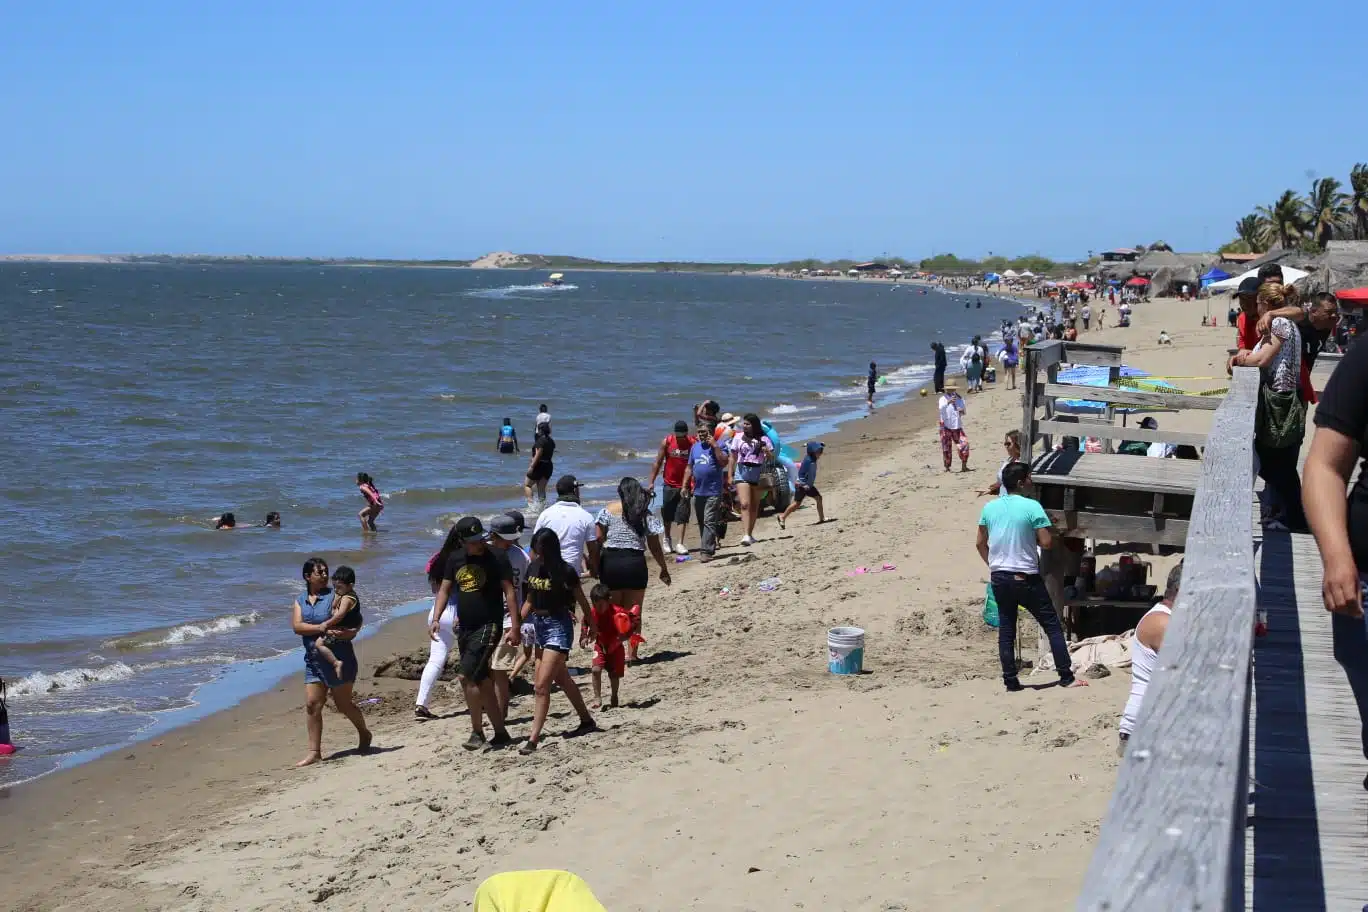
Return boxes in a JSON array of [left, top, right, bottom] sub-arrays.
[[6, 281, 1250, 911], [1, 354, 972, 793], [2, 379, 963, 909]]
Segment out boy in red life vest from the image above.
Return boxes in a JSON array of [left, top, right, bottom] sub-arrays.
[[584, 583, 639, 709], [648, 420, 697, 556]]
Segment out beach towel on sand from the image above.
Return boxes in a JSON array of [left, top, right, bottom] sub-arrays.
[[473, 870, 607, 912]]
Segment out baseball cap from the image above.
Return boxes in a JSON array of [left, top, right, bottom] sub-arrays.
[[673, 420, 690, 434], [1235, 277, 1260, 297], [490, 514, 521, 541], [504, 509, 526, 532], [1139, 417, 1159, 430], [455, 516, 487, 541], [556, 475, 583, 497]]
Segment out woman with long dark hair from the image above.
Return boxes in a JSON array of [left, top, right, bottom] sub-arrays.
[[516, 528, 597, 754], [414, 525, 464, 719], [725, 413, 774, 547], [594, 477, 672, 662], [291, 556, 372, 766]]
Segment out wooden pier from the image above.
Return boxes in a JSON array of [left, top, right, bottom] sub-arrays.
[[1069, 353, 1368, 909]]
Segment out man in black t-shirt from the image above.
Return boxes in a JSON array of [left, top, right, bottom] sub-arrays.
[[430, 516, 516, 751], [1304, 339, 1368, 788]]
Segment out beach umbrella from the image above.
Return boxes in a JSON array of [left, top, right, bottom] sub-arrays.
[[1207, 265, 1309, 292], [1334, 287, 1368, 302], [1125, 277, 1150, 287]]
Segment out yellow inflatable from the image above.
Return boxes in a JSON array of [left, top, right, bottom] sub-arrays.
[[473, 870, 607, 912]]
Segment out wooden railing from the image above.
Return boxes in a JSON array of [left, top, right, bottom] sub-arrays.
[[1076, 367, 1260, 910]]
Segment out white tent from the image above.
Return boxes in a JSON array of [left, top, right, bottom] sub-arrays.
[[1020, 270, 1036, 279], [887, 267, 903, 277], [1208, 265, 1309, 292], [1002, 269, 1020, 278]]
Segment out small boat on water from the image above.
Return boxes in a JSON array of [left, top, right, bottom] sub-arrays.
[[542, 272, 565, 287]]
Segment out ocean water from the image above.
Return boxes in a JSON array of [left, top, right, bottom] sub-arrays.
[[0, 264, 1024, 786]]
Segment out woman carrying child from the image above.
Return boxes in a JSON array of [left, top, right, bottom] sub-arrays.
[[514, 528, 598, 755], [291, 557, 372, 767]]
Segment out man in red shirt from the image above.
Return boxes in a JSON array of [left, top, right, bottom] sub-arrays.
[[648, 420, 698, 556], [1233, 277, 1263, 351]]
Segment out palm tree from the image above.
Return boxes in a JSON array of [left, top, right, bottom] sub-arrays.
[[1234, 214, 1269, 252], [1256, 190, 1306, 250], [1303, 177, 1349, 249], [1350, 163, 1368, 240]]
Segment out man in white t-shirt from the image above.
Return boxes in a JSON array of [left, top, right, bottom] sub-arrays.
[[977, 462, 1086, 692], [532, 475, 599, 576]]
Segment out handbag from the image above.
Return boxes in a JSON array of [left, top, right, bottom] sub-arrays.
[[1256, 384, 1305, 449], [982, 582, 1000, 628]]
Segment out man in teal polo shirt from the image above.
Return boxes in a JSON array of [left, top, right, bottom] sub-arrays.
[[977, 462, 1086, 692]]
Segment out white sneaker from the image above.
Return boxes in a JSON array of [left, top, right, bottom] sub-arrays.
[[741, 535, 755, 547], [662, 536, 674, 553], [673, 542, 688, 556]]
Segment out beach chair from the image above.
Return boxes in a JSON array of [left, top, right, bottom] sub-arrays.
[[472, 870, 607, 912]]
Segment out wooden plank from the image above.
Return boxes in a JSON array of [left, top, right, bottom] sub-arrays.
[[1064, 342, 1125, 366], [1021, 344, 1039, 464], [1076, 367, 1260, 911], [1031, 452, 1202, 496], [1245, 531, 1368, 910], [1046, 509, 1188, 547], [1035, 420, 1208, 448], [1027, 339, 1064, 368], [1043, 382, 1222, 411]]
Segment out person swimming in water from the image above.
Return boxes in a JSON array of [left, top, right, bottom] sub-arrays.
[[356, 473, 384, 531], [496, 418, 520, 455], [264, 511, 281, 528], [214, 512, 236, 529]]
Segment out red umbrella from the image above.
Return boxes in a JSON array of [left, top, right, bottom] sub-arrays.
[[1070, 281, 1093, 290], [1335, 287, 1368, 302], [1125, 277, 1150, 287]]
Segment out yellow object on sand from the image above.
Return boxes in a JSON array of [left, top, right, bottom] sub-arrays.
[[473, 870, 607, 912]]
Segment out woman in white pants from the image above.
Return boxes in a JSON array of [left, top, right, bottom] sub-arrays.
[[415, 527, 463, 720]]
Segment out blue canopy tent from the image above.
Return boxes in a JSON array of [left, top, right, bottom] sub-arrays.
[[1199, 267, 1230, 288], [983, 272, 1000, 282], [1107, 278, 1123, 286]]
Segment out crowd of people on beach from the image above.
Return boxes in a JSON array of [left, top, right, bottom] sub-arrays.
[[289, 398, 833, 763]]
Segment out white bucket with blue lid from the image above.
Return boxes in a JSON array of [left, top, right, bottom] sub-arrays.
[[827, 626, 865, 675]]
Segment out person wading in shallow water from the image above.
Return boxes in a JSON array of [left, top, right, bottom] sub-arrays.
[[291, 557, 372, 767]]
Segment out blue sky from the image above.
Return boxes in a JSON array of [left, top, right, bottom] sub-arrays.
[[2, 1, 1362, 261]]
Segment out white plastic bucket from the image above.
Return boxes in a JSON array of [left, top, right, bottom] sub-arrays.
[[827, 626, 865, 675]]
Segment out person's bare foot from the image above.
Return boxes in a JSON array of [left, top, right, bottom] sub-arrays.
[[609, 696, 620, 708], [358, 730, 373, 752], [295, 751, 322, 768], [1063, 679, 1090, 688]]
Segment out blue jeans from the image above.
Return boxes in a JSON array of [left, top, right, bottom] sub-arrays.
[[1333, 603, 1368, 762], [990, 571, 1074, 688]]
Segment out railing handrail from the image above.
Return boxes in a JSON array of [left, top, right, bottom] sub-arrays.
[[1076, 367, 1260, 911]]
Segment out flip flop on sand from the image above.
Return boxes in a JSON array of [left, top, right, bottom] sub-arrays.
[[846, 563, 896, 577]]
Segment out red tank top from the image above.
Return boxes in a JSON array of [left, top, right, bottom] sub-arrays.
[[662, 435, 694, 488]]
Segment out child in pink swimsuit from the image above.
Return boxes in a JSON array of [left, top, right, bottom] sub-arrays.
[[356, 472, 384, 531]]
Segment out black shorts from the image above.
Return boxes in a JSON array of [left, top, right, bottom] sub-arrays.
[[526, 461, 553, 483], [600, 547, 648, 590], [661, 485, 691, 525], [457, 622, 501, 683], [794, 483, 820, 504]]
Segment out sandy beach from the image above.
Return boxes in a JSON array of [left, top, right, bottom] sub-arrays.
[[3, 293, 1241, 911]]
